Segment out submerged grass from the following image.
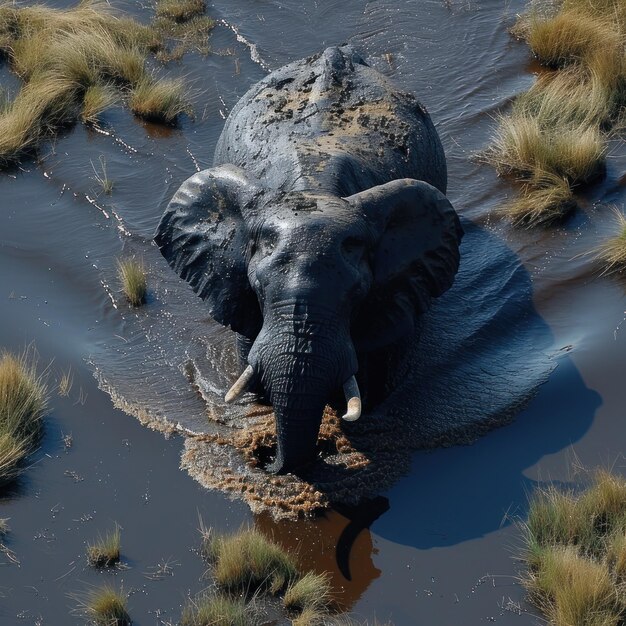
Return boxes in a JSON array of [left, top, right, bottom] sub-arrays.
[[0, 348, 47, 486], [117, 258, 147, 307], [87, 525, 121, 567], [0, 0, 194, 166], [522, 469, 626, 626]]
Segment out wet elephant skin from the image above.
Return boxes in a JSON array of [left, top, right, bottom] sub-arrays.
[[155, 45, 463, 473]]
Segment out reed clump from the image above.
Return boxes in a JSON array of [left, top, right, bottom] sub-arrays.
[[179, 593, 250, 626], [522, 470, 626, 625], [488, 0, 626, 225], [0, 0, 193, 166], [86, 525, 121, 567], [117, 258, 147, 307], [0, 348, 47, 486], [207, 527, 298, 594]]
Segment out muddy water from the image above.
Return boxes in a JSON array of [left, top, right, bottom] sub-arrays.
[[1, 0, 625, 623]]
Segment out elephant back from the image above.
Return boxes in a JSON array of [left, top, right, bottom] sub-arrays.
[[214, 45, 447, 197]]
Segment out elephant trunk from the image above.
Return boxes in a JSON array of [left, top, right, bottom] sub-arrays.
[[248, 304, 357, 474]]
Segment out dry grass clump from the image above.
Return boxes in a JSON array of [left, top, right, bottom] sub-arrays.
[[81, 84, 118, 125], [75, 584, 130, 625], [0, 0, 193, 166], [502, 173, 576, 226], [521, 10, 620, 69], [156, 0, 205, 23], [180, 593, 250, 626], [87, 526, 121, 567], [129, 75, 189, 124], [0, 348, 47, 486], [526, 545, 622, 626], [488, 113, 605, 185], [593, 209, 626, 275], [284, 571, 333, 614], [117, 258, 147, 307], [208, 528, 298, 594], [522, 470, 626, 625]]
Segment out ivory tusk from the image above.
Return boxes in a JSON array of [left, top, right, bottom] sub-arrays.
[[341, 375, 362, 422], [224, 365, 255, 403]]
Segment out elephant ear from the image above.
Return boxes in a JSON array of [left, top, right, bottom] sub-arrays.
[[346, 178, 463, 352], [155, 164, 265, 338]]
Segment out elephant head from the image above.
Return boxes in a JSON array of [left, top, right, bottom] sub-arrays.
[[155, 165, 463, 474]]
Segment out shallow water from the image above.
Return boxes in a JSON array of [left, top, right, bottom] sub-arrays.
[[1, 0, 626, 623]]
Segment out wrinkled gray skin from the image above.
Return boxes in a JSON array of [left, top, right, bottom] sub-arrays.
[[155, 46, 463, 474]]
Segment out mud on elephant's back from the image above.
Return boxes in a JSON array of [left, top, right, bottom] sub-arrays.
[[180, 220, 557, 519]]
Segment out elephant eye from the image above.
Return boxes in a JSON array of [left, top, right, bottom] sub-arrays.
[[252, 234, 277, 259]]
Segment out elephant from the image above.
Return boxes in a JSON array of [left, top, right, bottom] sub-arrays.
[[155, 45, 463, 474]]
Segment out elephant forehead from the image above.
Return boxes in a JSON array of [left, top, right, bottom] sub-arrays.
[[258, 211, 362, 243]]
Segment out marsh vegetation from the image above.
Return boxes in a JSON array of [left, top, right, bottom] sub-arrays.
[[0, 0, 214, 167], [202, 526, 298, 594], [487, 0, 626, 227], [522, 469, 626, 625], [0, 348, 47, 487], [199, 526, 351, 623]]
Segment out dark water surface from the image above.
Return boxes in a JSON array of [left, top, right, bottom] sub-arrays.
[[1, 0, 625, 624]]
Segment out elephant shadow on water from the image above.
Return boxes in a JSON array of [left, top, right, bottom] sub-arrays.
[[183, 218, 600, 533]]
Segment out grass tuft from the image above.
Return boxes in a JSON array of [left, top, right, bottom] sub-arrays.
[[526, 544, 621, 626], [593, 209, 626, 275], [129, 75, 189, 124], [91, 155, 114, 195], [180, 593, 249, 626], [75, 584, 131, 625], [522, 10, 621, 69], [117, 258, 147, 307], [81, 83, 118, 125], [0, 348, 47, 486], [210, 528, 298, 594], [87, 525, 121, 567], [522, 469, 626, 625], [487, 113, 605, 186], [284, 571, 333, 614], [156, 0, 206, 23], [58, 368, 73, 397], [499, 172, 576, 227]]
